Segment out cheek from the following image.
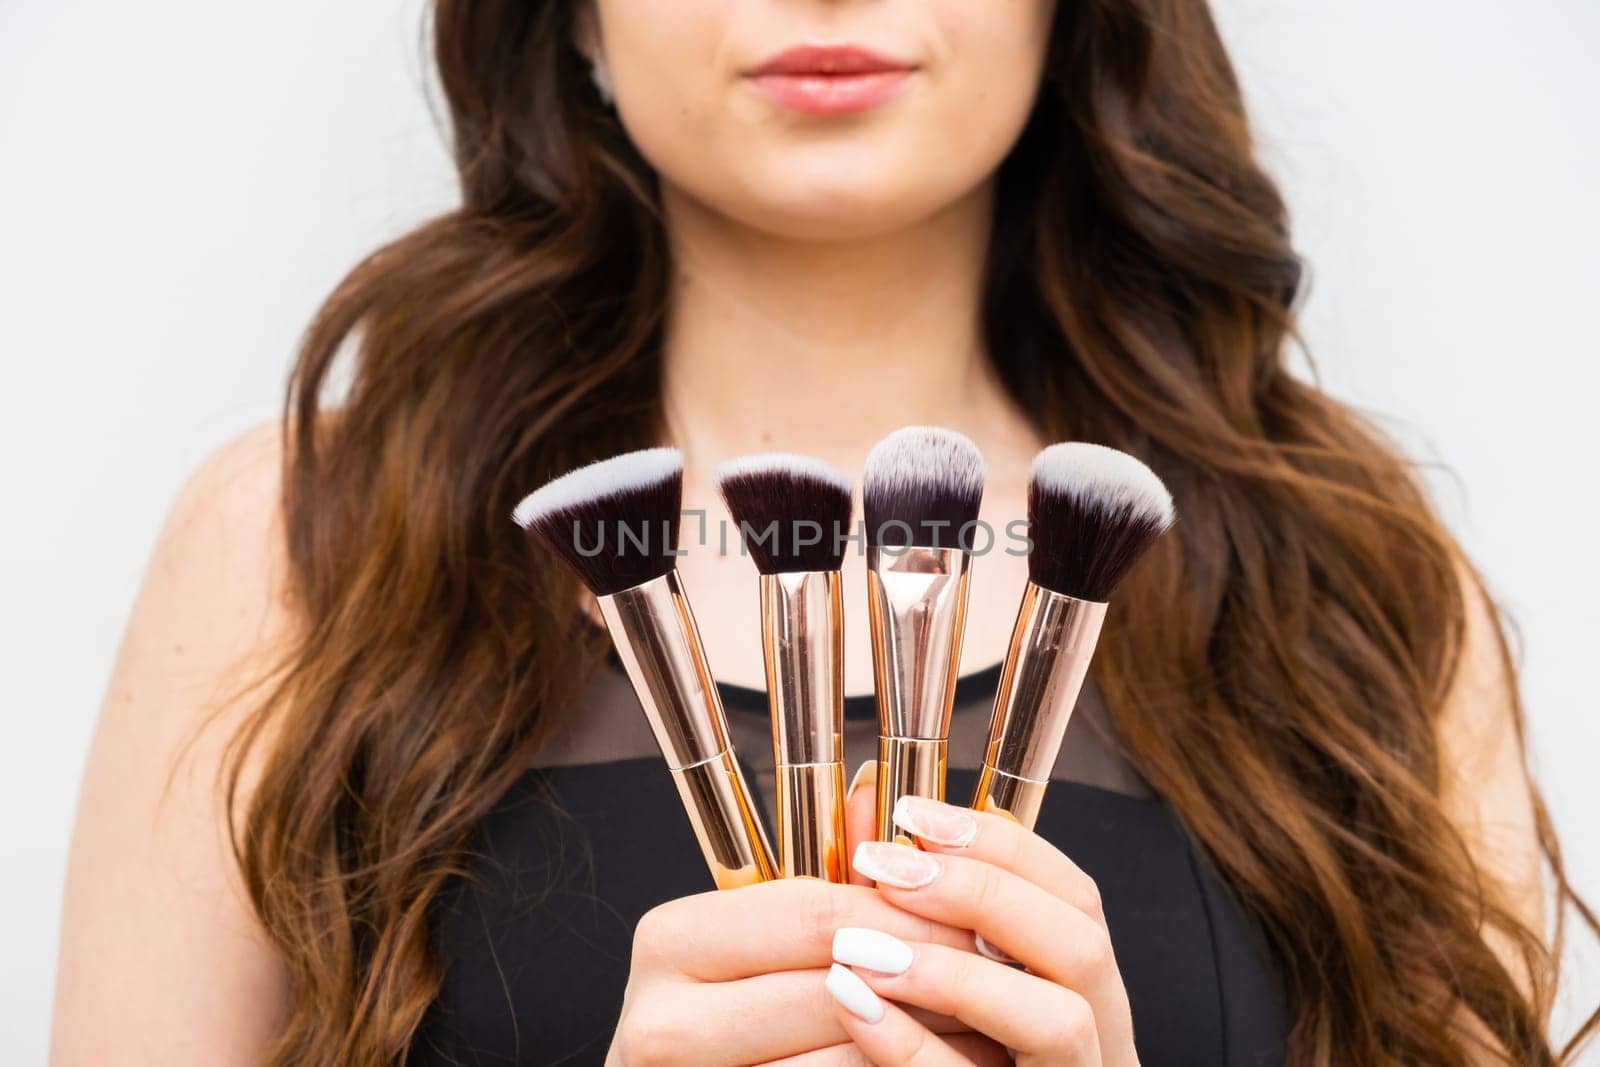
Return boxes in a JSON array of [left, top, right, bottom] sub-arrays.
[[926, 0, 1055, 161], [599, 0, 729, 167]]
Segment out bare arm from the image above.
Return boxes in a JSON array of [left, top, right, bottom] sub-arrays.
[[51, 425, 294, 1064]]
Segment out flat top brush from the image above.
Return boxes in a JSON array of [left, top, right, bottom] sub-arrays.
[[974, 442, 1175, 829], [861, 426, 985, 841], [513, 446, 683, 596], [716, 453, 853, 573], [514, 447, 776, 887], [716, 453, 853, 880]]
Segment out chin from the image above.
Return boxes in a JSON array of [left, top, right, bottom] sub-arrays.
[[713, 160, 969, 243]]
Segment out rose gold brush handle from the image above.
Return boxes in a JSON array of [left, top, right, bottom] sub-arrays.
[[877, 736, 947, 843], [670, 752, 777, 888], [774, 762, 847, 880], [599, 571, 778, 887], [866, 546, 970, 843], [972, 582, 1107, 830], [760, 571, 847, 880]]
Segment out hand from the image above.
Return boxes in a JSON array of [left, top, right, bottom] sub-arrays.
[[825, 794, 1139, 1066], [606, 773, 1007, 1066]]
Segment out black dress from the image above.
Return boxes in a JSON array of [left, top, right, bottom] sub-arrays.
[[409, 662, 1289, 1065]]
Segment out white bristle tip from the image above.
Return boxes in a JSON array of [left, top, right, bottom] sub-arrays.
[[862, 426, 985, 494], [714, 452, 851, 493], [512, 447, 682, 529], [1031, 443, 1174, 528]]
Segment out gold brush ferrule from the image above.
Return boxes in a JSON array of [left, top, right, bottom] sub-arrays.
[[774, 762, 847, 881], [759, 571, 847, 880], [866, 545, 971, 843], [973, 581, 1108, 830], [598, 571, 777, 888], [669, 752, 776, 889]]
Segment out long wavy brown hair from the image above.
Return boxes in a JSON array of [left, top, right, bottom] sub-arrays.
[[226, 0, 1596, 1062]]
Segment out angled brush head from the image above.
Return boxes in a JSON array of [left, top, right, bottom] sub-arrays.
[[513, 447, 684, 596], [1027, 442, 1175, 602], [715, 453, 854, 573], [862, 426, 986, 550]]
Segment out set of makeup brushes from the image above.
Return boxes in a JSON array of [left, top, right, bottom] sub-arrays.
[[513, 427, 1175, 888]]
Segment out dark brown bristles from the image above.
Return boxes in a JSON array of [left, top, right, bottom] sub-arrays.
[[715, 454, 854, 573], [1026, 442, 1176, 602], [862, 426, 986, 550], [512, 448, 685, 597]]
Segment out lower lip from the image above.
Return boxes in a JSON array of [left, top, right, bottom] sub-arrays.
[[747, 70, 912, 115]]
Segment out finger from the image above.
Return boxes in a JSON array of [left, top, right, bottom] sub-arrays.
[[851, 841, 1134, 1052], [635, 879, 972, 981], [890, 794, 1104, 926], [845, 759, 878, 887], [824, 964, 972, 1067], [843, 934, 1103, 1063], [765, 1043, 870, 1067], [620, 968, 974, 1066], [766, 1032, 1005, 1067], [621, 969, 842, 1064]]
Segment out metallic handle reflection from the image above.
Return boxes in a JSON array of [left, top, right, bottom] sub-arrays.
[[867, 546, 970, 842], [972, 582, 1107, 830], [599, 571, 778, 886]]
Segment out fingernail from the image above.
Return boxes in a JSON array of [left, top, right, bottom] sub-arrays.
[[975, 932, 1022, 967], [852, 841, 941, 889], [892, 795, 977, 847], [833, 927, 914, 975], [825, 962, 885, 1023], [847, 760, 875, 798]]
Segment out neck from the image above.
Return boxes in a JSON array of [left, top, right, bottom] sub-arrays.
[[657, 181, 1032, 474]]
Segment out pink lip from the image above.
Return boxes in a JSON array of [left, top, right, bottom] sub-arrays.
[[745, 44, 915, 115]]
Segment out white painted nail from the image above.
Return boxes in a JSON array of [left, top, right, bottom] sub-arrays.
[[893, 794, 977, 847], [833, 927, 914, 975], [826, 963, 885, 1023]]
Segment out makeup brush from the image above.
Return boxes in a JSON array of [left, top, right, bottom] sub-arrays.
[[862, 426, 985, 843], [716, 453, 853, 882], [973, 442, 1175, 828], [514, 447, 777, 888]]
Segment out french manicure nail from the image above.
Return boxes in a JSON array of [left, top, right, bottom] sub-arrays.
[[826, 962, 885, 1023], [833, 927, 914, 975], [975, 931, 1022, 966], [892, 794, 977, 847], [848, 760, 875, 797], [853, 841, 941, 889]]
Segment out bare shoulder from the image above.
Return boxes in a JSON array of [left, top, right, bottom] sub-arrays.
[[1436, 556, 1546, 980], [52, 419, 298, 1065], [1438, 557, 1522, 781], [157, 418, 291, 609]]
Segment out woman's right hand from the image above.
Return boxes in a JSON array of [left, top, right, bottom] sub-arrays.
[[606, 876, 1008, 1066], [607, 763, 1010, 1066]]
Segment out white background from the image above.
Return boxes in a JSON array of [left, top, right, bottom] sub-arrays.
[[2, 1, 1595, 1061]]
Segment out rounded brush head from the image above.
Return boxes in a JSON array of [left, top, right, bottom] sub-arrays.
[[715, 453, 854, 574], [513, 447, 684, 596], [1026, 442, 1175, 602], [862, 426, 986, 550]]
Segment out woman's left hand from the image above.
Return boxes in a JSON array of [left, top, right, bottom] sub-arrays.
[[822, 791, 1139, 1066]]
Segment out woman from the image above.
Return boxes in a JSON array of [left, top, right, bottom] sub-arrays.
[[50, 0, 1594, 1063]]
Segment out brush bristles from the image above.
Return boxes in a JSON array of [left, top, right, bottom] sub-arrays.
[[715, 453, 854, 573], [1026, 443, 1175, 602], [862, 426, 985, 550], [512, 447, 684, 597]]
